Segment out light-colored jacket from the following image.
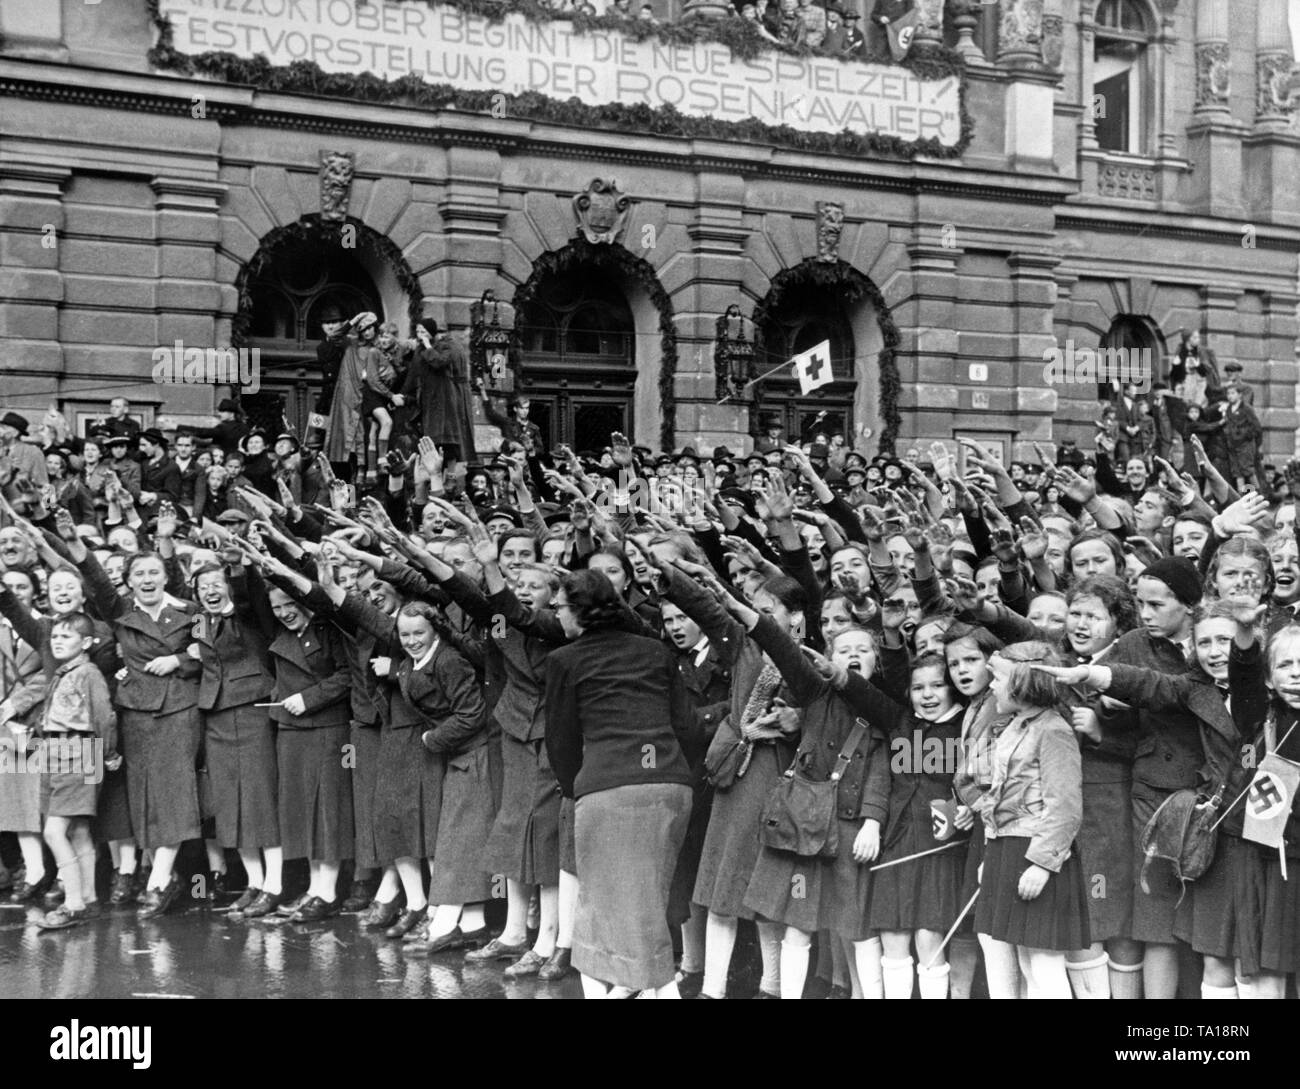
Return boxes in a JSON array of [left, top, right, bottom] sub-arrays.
[[978, 707, 1082, 873]]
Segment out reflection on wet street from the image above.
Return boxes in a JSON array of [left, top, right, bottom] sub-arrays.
[[0, 900, 584, 1000]]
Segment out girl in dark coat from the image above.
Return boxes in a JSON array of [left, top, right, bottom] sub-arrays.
[[68, 527, 201, 918], [253, 558, 355, 922], [384, 602, 493, 945], [1059, 574, 1142, 999], [314, 559, 440, 941], [862, 652, 968, 1000], [187, 558, 283, 917], [1225, 615, 1300, 996], [704, 572, 891, 1000], [655, 560, 802, 1000], [1039, 600, 1246, 1000]]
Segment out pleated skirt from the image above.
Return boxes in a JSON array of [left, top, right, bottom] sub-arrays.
[[120, 707, 202, 849], [1171, 833, 1243, 960], [667, 779, 713, 926], [559, 797, 577, 875], [573, 782, 692, 991], [480, 732, 560, 886], [693, 747, 782, 919], [1078, 774, 1134, 942], [1233, 838, 1300, 976], [202, 705, 279, 849], [429, 745, 494, 904], [869, 835, 968, 933], [974, 836, 1091, 951], [1130, 781, 1181, 944], [350, 721, 383, 870], [372, 724, 441, 861], [93, 764, 133, 842], [277, 724, 354, 862], [957, 825, 986, 934], [742, 815, 873, 940]]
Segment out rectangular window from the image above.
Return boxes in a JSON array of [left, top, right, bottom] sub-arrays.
[[1094, 68, 1131, 152]]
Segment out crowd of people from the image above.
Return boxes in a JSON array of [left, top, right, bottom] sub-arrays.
[[531, 0, 896, 63], [0, 307, 1298, 1000]]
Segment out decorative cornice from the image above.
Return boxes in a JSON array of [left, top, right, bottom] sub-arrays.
[[1056, 212, 1300, 250], [0, 66, 1072, 203]]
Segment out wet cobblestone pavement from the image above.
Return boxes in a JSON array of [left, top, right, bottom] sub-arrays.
[[0, 899, 586, 1000]]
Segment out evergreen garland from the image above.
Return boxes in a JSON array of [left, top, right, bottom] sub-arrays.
[[146, 0, 971, 160], [751, 258, 901, 454], [512, 235, 679, 452]]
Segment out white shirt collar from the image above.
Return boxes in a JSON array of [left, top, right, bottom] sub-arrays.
[[691, 636, 711, 667], [413, 639, 439, 672]]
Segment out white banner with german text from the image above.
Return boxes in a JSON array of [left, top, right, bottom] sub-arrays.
[[160, 0, 962, 146]]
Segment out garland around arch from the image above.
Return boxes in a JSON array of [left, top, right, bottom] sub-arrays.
[[231, 215, 424, 349], [751, 258, 901, 455], [511, 235, 679, 453]]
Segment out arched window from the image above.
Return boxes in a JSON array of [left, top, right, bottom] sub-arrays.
[[1099, 314, 1163, 400], [756, 281, 856, 443], [1092, 0, 1154, 154], [516, 271, 635, 451]]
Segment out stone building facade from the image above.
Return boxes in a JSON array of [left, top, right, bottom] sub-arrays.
[[1, 0, 1297, 463]]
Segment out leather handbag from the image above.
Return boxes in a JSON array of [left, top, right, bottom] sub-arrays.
[[761, 719, 869, 859], [704, 715, 751, 791]]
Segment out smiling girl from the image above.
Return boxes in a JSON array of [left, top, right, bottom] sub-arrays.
[[1059, 574, 1142, 997], [973, 643, 1087, 998], [864, 653, 967, 999]]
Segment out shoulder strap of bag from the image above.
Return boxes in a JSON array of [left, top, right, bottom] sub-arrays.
[[829, 719, 870, 783]]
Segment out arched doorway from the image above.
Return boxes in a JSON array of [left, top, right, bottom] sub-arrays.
[[515, 270, 636, 453], [232, 216, 421, 435], [752, 260, 901, 454], [512, 237, 677, 453], [1100, 314, 1164, 400]]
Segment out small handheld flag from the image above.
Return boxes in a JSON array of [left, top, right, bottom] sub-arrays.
[[791, 340, 833, 395], [1243, 751, 1300, 878]]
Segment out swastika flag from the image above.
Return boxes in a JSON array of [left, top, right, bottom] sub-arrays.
[[791, 340, 833, 396], [1243, 752, 1300, 850]]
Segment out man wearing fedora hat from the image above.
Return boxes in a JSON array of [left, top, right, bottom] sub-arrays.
[[842, 5, 867, 57], [0, 412, 48, 489], [316, 303, 350, 412]]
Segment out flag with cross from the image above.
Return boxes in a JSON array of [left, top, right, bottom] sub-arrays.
[[791, 340, 833, 396], [1243, 752, 1300, 861]]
